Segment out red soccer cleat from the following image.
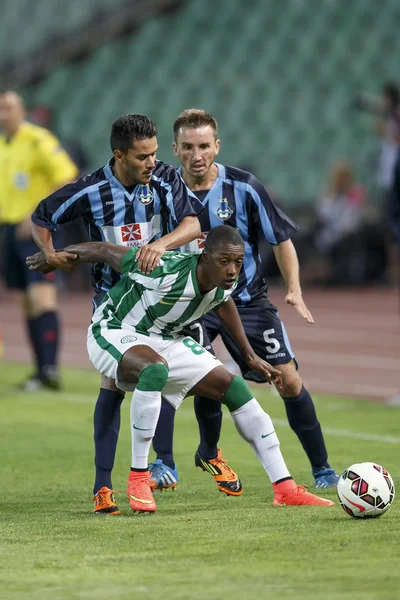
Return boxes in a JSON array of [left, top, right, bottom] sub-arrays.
[[127, 470, 157, 514], [273, 480, 335, 507]]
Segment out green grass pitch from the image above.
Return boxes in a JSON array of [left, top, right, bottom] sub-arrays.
[[1, 363, 399, 599]]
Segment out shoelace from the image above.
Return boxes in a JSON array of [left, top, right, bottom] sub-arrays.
[[292, 484, 308, 495], [93, 489, 119, 507], [213, 456, 237, 481], [130, 473, 152, 487]]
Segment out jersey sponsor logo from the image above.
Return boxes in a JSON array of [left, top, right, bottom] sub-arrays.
[[197, 231, 209, 249], [137, 185, 154, 205], [159, 298, 174, 305], [265, 352, 286, 359], [102, 216, 161, 249], [216, 198, 233, 221], [121, 224, 142, 243], [120, 335, 137, 343]]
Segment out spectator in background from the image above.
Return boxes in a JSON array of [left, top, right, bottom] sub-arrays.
[[390, 147, 400, 254], [374, 83, 400, 195], [314, 161, 367, 285], [355, 83, 400, 284], [0, 91, 78, 390]]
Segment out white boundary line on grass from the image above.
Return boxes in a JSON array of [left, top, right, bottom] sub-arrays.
[[273, 418, 400, 444]]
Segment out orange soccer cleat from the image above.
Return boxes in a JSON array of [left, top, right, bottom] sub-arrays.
[[273, 479, 335, 507], [195, 448, 242, 496], [127, 470, 157, 513], [92, 486, 121, 515]]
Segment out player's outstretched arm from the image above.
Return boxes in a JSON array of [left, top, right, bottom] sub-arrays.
[[27, 242, 130, 274], [214, 298, 282, 386]]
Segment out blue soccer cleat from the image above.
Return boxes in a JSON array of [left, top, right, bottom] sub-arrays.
[[149, 459, 178, 491], [314, 468, 340, 489]]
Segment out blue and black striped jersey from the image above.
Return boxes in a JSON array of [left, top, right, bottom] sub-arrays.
[[32, 158, 203, 294], [179, 163, 298, 304]]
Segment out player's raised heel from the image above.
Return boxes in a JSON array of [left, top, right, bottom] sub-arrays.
[[273, 483, 335, 507], [313, 468, 340, 489], [149, 459, 178, 491], [92, 486, 121, 515], [194, 449, 243, 496], [127, 470, 157, 513]]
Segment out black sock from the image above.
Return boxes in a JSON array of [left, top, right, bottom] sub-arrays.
[[152, 397, 176, 469], [194, 395, 223, 460], [281, 386, 330, 473], [36, 311, 59, 377], [93, 388, 124, 494], [130, 467, 148, 473], [26, 317, 42, 374]]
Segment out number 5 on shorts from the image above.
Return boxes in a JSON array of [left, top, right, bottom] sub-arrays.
[[263, 328, 281, 354], [183, 337, 206, 355]]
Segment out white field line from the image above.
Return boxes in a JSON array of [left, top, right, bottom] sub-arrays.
[[21, 391, 399, 445], [273, 418, 400, 444]]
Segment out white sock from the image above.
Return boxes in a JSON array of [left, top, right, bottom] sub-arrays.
[[130, 389, 162, 469], [231, 398, 291, 483]]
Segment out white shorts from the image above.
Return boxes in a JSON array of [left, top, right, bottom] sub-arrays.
[[87, 325, 222, 409]]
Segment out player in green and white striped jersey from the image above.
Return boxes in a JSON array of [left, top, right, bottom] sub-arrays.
[[27, 225, 335, 514], [91, 246, 234, 342]]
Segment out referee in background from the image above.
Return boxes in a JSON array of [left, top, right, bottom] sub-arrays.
[[0, 90, 78, 391]]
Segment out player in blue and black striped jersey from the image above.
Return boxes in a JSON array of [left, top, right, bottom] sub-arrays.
[[149, 109, 339, 492], [30, 114, 223, 514]]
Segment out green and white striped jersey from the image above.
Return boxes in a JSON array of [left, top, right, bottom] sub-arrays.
[[92, 248, 235, 339]]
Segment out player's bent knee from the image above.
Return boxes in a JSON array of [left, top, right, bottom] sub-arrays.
[[27, 283, 58, 316], [137, 362, 169, 392], [280, 375, 303, 397], [222, 375, 254, 412]]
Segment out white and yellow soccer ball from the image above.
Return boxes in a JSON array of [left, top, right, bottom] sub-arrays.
[[337, 462, 395, 518]]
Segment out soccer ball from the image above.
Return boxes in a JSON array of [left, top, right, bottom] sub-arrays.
[[337, 462, 395, 518]]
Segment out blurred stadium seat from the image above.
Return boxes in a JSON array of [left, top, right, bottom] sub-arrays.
[[3, 0, 400, 204]]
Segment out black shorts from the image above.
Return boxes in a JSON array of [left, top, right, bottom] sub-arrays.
[[1, 224, 57, 290], [184, 297, 297, 384]]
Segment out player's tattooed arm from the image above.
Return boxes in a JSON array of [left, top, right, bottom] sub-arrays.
[[27, 242, 130, 274], [214, 298, 282, 386]]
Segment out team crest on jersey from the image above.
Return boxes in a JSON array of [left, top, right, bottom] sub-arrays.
[[137, 185, 154, 205], [121, 224, 142, 243], [216, 198, 233, 221], [197, 231, 209, 249]]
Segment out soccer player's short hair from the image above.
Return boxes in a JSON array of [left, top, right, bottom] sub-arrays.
[[205, 225, 244, 254], [173, 109, 218, 141], [110, 114, 157, 153]]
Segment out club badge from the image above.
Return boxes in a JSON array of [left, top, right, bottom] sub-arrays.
[[137, 185, 154, 205], [216, 198, 233, 221]]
